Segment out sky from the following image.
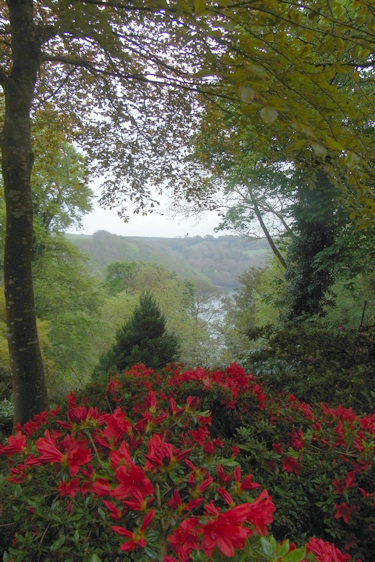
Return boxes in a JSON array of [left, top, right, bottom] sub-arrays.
[[67, 189, 227, 238]]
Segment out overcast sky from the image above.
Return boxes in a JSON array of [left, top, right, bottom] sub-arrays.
[[67, 189, 227, 238]]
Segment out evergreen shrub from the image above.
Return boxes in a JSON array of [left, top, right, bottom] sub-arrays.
[[92, 291, 180, 381]]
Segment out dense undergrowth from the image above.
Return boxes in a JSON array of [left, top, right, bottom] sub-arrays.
[[0, 362, 373, 561], [241, 324, 375, 413]]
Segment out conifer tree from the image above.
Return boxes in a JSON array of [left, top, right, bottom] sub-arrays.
[[92, 292, 180, 381]]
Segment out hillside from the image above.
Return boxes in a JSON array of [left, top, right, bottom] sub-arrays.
[[67, 231, 271, 289]]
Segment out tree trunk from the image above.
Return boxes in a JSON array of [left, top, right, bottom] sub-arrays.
[[248, 186, 287, 269], [1, 0, 49, 426]]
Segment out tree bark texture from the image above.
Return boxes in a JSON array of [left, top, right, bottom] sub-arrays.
[[1, 0, 49, 425]]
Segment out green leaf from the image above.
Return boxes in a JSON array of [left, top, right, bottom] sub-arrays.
[[214, 457, 239, 467], [51, 535, 65, 552], [194, 0, 206, 13], [98, 507, 107, 520], [261, 536, 277, 558], [284, 546, 306, 562], [326, 137, 344, 151], [144, 546, 158, 558], [287, 139, 308, 152], [239, 86, 255, 104], [345, 151, 360, 169], [85, 555, 102, 562], [260, 106, 278, 125], [277, 540, 290, 557], [311, 142, 327, 159]]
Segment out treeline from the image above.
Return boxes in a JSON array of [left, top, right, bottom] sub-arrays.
[[68, 231, 270, 289]]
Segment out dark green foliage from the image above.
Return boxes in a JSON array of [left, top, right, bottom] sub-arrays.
[[285, 169, 337, 319], [242, 322, 375, 413], [92, 292, 180, 380]]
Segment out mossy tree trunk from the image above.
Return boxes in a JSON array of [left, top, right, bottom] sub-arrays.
[[1, 0, 49, 426]]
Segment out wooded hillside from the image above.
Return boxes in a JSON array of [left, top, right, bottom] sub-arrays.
[[67, 231, 270, 289]]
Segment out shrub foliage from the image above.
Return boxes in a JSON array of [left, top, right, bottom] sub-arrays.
[[0, 362, 373, 560], [242, 323, 375, 413]]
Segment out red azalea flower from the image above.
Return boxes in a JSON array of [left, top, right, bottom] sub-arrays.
[[183, 498, 204, 513], [217, 487, 234, 506], [107, 377, 122, 394], [63, 435, 92, 476], [103, 499, 123, 520], [272, 442, 283, 455], [189, 427, 210, 446], [109, 440, 134, 469], [200, 503, 252, 558], [0, 431, 27, 456], [19, 410, 48, 437], [306, 537, 350, 561], [66, 391, 76, 408], [102, 407, 131, 442], [168, 518, 200, 562], [234, 466, 260, 492], [246, 490, 276, 536], [35, 430, 64, 464], [290, 429, 304, 450], [185, 395, 199, 411], [144, 434, 175, 470], [203, 440, 214, 456], [217, 464, 233, 484], [91, 477, 111, 497], [24, 453, 42, 467], [59, 405, 107, 430], [197, 473, 213, 494], [7, 463, 28, 484], [57, 478, 81, 498], [231, 445, 239, 457], [334, 502, 358, 524], [122, 487, 155, 511], [111, 509, 155, 552], [358, 487, 373, 498], [281, 455, 301, 475], [168, 490, 182, 509], [185, 459, 196, 472], [333, 471, 356, 495], [144, 390, 157, 413], [50, 406, 61, 417], [174, 447, 192, 463], [111, 464, 154, 500]]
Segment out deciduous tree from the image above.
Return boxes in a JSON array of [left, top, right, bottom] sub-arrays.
[[0, 0, 205, 424]]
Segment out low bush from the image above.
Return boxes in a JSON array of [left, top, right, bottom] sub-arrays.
[[241, 323, 375, 413], [0, 363, 373, 561]]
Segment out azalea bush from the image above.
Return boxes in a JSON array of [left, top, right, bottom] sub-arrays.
[[242, 323, 375, 413], [0, 363, 372, 561]]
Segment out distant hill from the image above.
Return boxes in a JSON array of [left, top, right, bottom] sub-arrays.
[[67, 231, 271, 289]]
